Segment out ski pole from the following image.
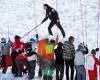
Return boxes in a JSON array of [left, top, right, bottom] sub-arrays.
[[21, 23, 42, 38]]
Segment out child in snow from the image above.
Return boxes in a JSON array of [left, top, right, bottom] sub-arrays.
[[86, 49, 100, 80], [43, 39, 56, 80], [54, 42, 64, 80], [25, 42, 37, 80]]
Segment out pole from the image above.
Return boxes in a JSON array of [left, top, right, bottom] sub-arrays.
[[97, 0, 100, 79], [21, 23, 41, 38], [80, 0, 85, 43]]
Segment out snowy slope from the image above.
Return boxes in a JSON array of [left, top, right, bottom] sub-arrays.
[[0, 0, 100, 49], [0, 0, 100, 80]]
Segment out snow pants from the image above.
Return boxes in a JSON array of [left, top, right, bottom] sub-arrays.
[[48, 21, 65, 38], [1, 55, 8, 73], [75, 65, 86, 80], [16, 59, 29, 77], [56, 65, 64, 80], [11, 51, 18, 76], [65, 59, 74, 80], [43, 59, 55, 80], [28, 60, 36, 79], [38, 60, 45, 78]]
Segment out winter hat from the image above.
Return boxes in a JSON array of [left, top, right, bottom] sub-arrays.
[[95, 48, 99, 52], [30, 38, 36, 43], [78, 43, 84, 50], [43, 4, 49, 7], [58, 42, 63, 47], [1, 37, 6, 43], [14, 35, 21, 39], [50, 39, 55, 44], [91, 49, 96, 54]]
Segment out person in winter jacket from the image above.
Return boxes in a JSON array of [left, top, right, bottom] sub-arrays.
[[0, 38, 7, 67], [43, 39, 56, 80], [0, 38, 6, 64], [15, 50, 28, 77], [63, 36, 75, 80], [41, 4, 66, 38], [54, 42, 64, 80], [37, 39, 49, 78], [11, 35, 25, 76], [87, 49, 100, 80], [0, 38, 12, 73], [25, 42, 37, 80], [74, 43, 88, 80]]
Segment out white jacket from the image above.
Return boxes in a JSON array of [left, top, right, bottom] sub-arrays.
[[86, 55, 95, 70], [27, 54, 37, 61], [74, 50, 85, 66]]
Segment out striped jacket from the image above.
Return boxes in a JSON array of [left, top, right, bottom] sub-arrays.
[[63, 41, 75, 60]]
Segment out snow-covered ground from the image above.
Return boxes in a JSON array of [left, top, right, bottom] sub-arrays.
[[0, 0, 100, 49], [0, 65, 74, 80], [0, 66, 42, 80], [0, 65, 65, 80], [0, 0, 100, 80]]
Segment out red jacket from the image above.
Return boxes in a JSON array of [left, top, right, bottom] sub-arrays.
[[16, 53, 28, 61], [93, 55, 100, 76], [12, 39, 25, 51], [88, 55, 100, 79]]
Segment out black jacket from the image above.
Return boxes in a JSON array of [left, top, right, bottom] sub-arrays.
[[42, 7, 59, 22], [54, 46, 64, 66]]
